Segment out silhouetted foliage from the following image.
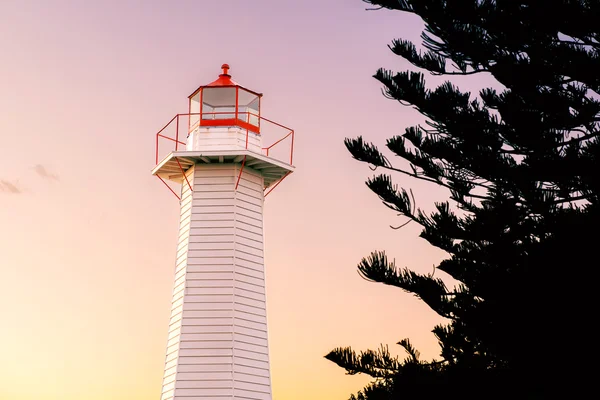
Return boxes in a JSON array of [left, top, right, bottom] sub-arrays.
[[326, 1, 599, 398]]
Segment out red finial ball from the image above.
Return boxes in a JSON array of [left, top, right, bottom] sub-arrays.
[[221, 64, 230, 75]]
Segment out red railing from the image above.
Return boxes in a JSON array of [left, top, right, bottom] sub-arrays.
[[155, 113, 294, 166]]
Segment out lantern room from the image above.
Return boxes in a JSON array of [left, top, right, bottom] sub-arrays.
[[188, 64, 262, 134], [153, 63, 295, 196]]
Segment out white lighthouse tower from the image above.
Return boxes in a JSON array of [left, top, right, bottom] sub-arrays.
[[152, 64, 294, 400]]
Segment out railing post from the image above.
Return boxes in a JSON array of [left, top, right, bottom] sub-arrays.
[[156, 133, 159, 164], [235, 88, 239, 122], [199, 90, 203, 126], [175, 115, 180, 151], [290, 130, 295, 165]]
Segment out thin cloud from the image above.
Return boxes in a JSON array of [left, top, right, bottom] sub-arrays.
[[34, 164, 59, 181], [0, 180, 23, 194]]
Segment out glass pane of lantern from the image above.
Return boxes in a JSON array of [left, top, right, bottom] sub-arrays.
[[189, 92, 200, 130], [247, 97, 260, 126], [202, 101, 214, 120], [202, 87, 236, 120], [238, 89, 259, 125]]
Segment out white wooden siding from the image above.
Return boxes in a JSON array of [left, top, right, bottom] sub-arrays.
[[187, 126, 263, 154], [161, 162, 272, 400], [161, 165, 196, 400]]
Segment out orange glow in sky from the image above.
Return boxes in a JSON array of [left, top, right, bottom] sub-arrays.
[[0, 1, 455, 399]]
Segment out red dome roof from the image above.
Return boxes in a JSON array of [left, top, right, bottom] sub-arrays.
[[189, 64, 262, 98], [206, 64, 239, 87]]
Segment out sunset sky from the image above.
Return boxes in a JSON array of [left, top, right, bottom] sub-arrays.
[[0, 1, 470, 399]]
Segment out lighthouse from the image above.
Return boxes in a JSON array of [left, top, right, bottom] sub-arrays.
[[152, 65, 294, 400]]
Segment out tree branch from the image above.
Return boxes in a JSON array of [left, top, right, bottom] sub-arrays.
[[558, 130, 599, 147], [552, 193, 593, 205], [379, 163, 492, 201], [430, 69, 486, 76]]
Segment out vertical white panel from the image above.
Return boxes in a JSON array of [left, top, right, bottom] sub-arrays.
[[161, 162, 272, 400]]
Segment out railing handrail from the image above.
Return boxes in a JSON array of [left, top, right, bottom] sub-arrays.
[[155, 113, 295, 165], [263, 131, 293, 151]]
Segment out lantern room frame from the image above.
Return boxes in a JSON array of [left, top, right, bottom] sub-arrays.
[[188, 64, 263, 134]]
